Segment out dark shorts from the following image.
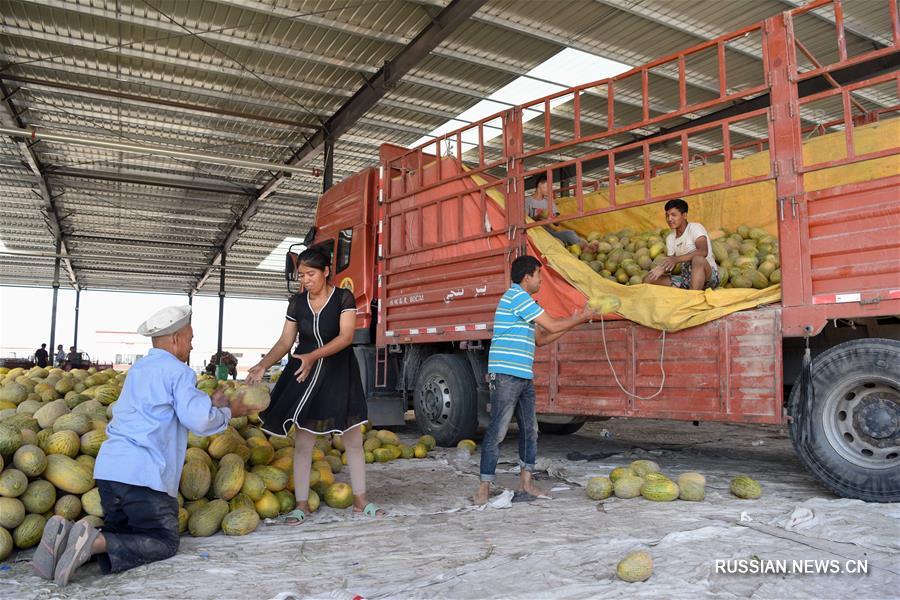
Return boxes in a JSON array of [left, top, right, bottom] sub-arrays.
[[671, 261, 720, 290]]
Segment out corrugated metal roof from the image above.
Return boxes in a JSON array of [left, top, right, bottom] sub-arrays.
[[0, 0, 892, 298]]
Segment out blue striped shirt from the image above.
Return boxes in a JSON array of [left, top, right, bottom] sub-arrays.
[[488, 284, 545, 379]]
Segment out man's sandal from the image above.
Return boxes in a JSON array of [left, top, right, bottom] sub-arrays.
[[264, 508, 306, 526], [354, 503, 386, 518]]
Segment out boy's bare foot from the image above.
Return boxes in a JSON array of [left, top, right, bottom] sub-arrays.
[[473, 482, 491, 505], [519, 472, 552, 498]]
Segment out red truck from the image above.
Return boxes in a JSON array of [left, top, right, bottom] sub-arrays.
[[295, 0, 899, 502]]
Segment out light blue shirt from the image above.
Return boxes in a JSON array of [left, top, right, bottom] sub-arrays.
[[94, 348, 231, 497], [488, 284, 545, 379]]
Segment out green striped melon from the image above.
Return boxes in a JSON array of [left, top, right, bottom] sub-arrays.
[[0, 497, 25, 528], [240, 472, 266, 501], [179, 460, 211, 501], [213, 455, 245, 500], [12, 444, 47, 477], [254, 490, 279, 518], [228, 492, 256, 513], [82, 487, 104, 517], [641, 479, 679, 502], [54, 494, 82, 520], [207, 434, 240, 459], [221, 508, 260, 536], [617, 550, 653, 582], [630, 460, 660, 477], [275, 490, 296, 514], [0, 469, 28, 498], [52, 412, 92, 435], [251, 465, 288, 492], [20, 479, 56, 514], [677, 472, 706, 501], [188, 498, 229, 537], [33, 399, 69, 429], [184, 498, 209, 517], [184, 447, 212, 467], [0, 424, 23, 455], [0, 526, 11, 561], [93, 385, 119, 405], [13, 513, 46, 549], [609, 466, 636, 483], [613, 475, 644, 499], [178, 507, 189, 534], [45, 430, 81, 457], [730, 475, 762, 499], [43, 454, 95, 494], [586, 476, 613, 500], [80, 429, 107, 457]]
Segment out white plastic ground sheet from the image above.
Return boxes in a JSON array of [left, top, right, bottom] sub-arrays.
[[3, 419, 898, 599]]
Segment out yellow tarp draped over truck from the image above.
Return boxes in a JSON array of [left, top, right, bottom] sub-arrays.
[[482, 118, 899, 331]]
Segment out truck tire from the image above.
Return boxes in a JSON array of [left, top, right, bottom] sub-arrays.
[[538, 422, 585, 435], [788, 338, 900, 502], [413, 354, 477, 447]]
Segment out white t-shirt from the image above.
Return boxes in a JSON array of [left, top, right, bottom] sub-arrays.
[[666, 222, 717, 272]]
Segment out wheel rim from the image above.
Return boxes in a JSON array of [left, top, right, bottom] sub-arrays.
[[419, 374, 452, 428], [822, 376, 900, 470]]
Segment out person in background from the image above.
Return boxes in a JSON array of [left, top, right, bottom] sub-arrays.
[[34, 343, 48, 368], [526, 173, 586, 247], [33, 305, 250, 586], [55, 344, 65, 367], [66, 346, 79, 368], [645, 198, 720, 290]]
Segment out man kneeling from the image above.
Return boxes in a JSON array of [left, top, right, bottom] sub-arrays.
[[645, 198, 719, 290], [33, 305, 249, 586]]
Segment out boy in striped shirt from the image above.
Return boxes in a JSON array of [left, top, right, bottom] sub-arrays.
[[474, 255, 596, 505]]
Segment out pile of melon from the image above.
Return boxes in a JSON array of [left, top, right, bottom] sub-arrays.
[[564, 224, 780, 288], [585, 459, 762, 503], [0, 366, 435, 561]]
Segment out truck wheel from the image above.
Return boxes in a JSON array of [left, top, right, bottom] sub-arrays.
[[788, 338, 900, 502], [538, 422, 585, 435], [414, 354, 477, 447]]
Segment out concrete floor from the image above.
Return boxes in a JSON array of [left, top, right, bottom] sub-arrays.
[[3, 418, 898, 599]]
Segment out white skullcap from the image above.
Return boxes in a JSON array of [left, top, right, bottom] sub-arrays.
[[137, 305, 192, 337]]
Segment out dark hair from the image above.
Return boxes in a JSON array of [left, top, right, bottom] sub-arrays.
[[534, 173, 547, 185], [41, 343, 46, 348], [297, 245, 332, 277], [511, 255, 541, 284], [664, 198, 689, 213]]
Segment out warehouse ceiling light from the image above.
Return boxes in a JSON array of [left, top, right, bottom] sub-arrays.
[[256, 237, 305, 272], [412, 48, 631, 153]]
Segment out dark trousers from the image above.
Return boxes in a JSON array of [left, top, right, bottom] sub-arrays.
[[96, 479, 180, 574]]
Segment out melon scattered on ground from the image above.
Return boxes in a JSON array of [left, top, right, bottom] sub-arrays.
[[617, 550, 653, 582]]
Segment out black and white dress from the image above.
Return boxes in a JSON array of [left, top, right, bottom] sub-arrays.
[[259, 287, 367, 437]]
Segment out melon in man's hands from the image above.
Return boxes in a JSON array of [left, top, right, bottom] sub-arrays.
[[236, 385, 271, 412]]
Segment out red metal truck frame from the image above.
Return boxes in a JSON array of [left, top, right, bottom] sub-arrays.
[[309, 0, 899, 501]]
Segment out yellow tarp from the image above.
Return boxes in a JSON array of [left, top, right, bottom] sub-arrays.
[[480, 118, 899, 331]]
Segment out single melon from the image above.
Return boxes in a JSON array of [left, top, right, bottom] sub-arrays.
[[586, 476, 613, 500], [630, 460, 660, 477], [730, 475, 762, 499], [677, 472, 706, 501], [617, 550, 653, 583]]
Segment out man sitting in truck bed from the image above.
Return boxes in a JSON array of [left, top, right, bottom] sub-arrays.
[[644, 198, 719, 290], [526, 174, 586, 247]]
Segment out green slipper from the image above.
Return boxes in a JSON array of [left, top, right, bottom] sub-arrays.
[[264, 508, 305, 526], [355, 503, 386, 518]]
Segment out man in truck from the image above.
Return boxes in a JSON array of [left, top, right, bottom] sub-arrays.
[[526, 174, 586, 247], [474, 255, 596, 505], [644, 198, 719, 290]]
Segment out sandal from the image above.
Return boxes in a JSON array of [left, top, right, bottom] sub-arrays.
[[264, 508, 306, 526], [354, 503, 386, 518], [53, 518, 100, 587], [33, 516, 72, 580]]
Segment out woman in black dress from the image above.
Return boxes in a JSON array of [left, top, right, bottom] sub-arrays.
[[246, 246, 384, 522]]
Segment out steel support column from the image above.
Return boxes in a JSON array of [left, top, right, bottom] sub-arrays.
[[323, 138, 334, 193], [48, 240, 61, 362], [217, 254, 226, 361], [73, 289, 81, 350]]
